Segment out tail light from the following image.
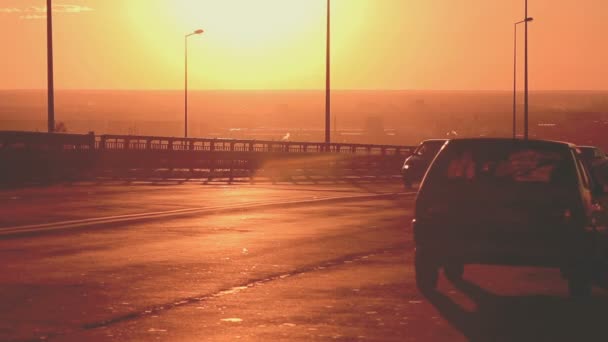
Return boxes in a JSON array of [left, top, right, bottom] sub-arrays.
[[563, 209, 572, 221]]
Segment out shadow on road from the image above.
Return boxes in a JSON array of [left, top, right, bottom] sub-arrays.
[[424, 279, 608, 342]]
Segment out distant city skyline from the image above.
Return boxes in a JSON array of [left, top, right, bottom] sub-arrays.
[[1, 0, 607, 91]]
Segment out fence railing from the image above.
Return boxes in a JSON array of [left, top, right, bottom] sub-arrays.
[[95, 134, 414, 156], [0, 131, 414, 155], [0, 131, 415, 182], [0, 131, 95, 151]]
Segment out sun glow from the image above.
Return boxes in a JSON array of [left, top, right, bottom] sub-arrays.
[[124, 0, 332, 89], [3, 0, 608, 90], [168, 0, 323, 48]]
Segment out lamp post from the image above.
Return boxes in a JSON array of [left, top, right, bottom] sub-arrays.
[[524, 0, 530, 140], [513, 17, 533, 139], [184, 29, 204, 138], [47, 0, 55, 133], [325, 0, 331, 148]]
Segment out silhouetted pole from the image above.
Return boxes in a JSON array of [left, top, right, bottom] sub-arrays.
[[47, 0, 55, 133], [184, 29, 204, 138], [325, 0, 331, 148], [513, 22, 517, 139], [513, 17, 533, 139], [524, 0, 529, 140]]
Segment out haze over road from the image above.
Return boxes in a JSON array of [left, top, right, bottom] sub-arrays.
[[1, 182, 607, 341]]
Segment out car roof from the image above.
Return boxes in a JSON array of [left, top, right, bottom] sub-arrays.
[[443, 138, 576, 149]]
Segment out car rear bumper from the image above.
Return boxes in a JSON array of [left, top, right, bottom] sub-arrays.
[[412, 219, 594, 267], [415, 243, 577, 268]]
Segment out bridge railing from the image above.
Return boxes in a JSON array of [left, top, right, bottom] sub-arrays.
[[0, 131, 415, 183], [0, 131, 95, 151], [95, 134, 414, 156], [0, 131, 414, 156]]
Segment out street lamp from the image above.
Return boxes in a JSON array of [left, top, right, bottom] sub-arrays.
[[524, 0, 530, 140], [324, 0, 331, 149], [47, 0, 55, 133], [513, 17, 533, 139], [184, 29, 204, 138]]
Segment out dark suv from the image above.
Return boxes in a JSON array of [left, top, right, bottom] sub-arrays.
[[413, 138, 606, 297], [578, 145, 607, 167], [401, 139, 447, 189]]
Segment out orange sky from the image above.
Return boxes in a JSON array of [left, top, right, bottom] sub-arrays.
[[0, 0, 607, 90]]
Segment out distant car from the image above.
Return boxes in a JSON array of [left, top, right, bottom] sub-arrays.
[[578, 145, 608, 167], [401, 139, 447, 188], [578, 145, 608, 187], [413, 138, 607, 297]]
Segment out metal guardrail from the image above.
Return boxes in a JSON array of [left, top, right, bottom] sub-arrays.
[[0, 131, 414, 155], [95, 134, 413, 156], [0, 131, 414, 183], [0, 131, 95, 151]]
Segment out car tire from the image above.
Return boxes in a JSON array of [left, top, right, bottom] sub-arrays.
[[415, 249, 438, 293], [568, 277, 592, 298], [444, 263, 464, 281]]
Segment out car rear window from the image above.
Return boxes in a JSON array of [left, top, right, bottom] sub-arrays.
[[428, 142, 575, 186]]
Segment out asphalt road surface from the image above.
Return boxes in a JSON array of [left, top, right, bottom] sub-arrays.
[[1, 180, 607, 342]]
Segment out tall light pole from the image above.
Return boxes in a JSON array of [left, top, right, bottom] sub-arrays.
[[325, 0, 331, 148], [184, 29, 204, 138], [513, 17, 533, 139], [47, 0, 55, 133], [524, 0, 530, 140]]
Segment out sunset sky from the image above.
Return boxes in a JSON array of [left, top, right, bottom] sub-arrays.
[[0, 0, 607, 91]]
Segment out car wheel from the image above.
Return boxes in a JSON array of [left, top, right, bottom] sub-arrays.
[[444, 263, 464, 281], [415, 249, 438, 293], [568, 277, 592, 298]]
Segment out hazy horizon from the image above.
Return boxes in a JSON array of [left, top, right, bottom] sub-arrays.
[[2, 89, 607, 147]]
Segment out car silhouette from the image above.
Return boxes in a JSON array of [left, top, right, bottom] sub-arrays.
[[401, 139, 447, 189], [577, 145, 608, 192], [413, 138, 607, 297]]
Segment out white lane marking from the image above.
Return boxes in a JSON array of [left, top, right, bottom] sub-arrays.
[[0, 192, 416, 236]]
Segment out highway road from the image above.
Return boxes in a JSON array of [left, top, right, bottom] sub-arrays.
[[0, 180, 607, 341]]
